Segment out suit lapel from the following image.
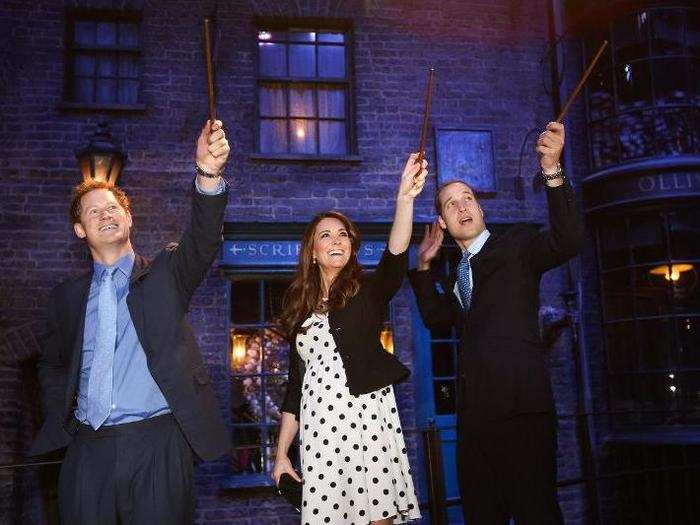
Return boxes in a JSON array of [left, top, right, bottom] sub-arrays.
[[63, 272, 93, 417]]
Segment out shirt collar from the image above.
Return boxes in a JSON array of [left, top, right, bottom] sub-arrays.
[[93, 250, 136, 281], [465, 228, 490, 257]]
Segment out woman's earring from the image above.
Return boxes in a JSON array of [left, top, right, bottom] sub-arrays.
[[312, 256, 317, 265]]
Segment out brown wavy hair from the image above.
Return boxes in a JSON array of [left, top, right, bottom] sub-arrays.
[[279, 211, 363, 339]]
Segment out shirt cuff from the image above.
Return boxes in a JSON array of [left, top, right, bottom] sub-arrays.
[[194, 176, 226, 195]]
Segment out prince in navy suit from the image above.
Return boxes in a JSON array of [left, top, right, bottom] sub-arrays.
[[410, 122, 582, 524], [30, 120, 231, 524]]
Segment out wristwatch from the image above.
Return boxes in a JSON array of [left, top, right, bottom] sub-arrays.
[[195, 163, 221, 179], [541, 163, 565, 182]]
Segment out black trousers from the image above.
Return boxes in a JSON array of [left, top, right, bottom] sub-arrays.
[[457, 413, 563, 525], [58, 414, 194, 525]]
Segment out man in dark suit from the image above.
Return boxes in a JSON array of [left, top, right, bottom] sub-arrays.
[[409, 122, 582, 524], [29, 120, 231, 524]]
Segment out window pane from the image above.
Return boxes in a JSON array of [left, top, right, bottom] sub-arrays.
[[74, 54, 95, 76], [289, 87, 315, 117], [290, 119, 316, 154], [73, 77, 94, 102], [119, 22, 139, 46], [232, 280, 260, 323], [628, 212, 664, 264], [669, 208, 700, 260], [264, 375, 289, 424], [618, 111, 655, 161], [319, 120, 346, 154], [430, 326, 455, 340], [590, 122, 619, 169], [690, 59, 700, 104], [96, 22, 117, 46], [434, 380, 456, 414], [259, 42, 286, 77], [610, 374, 674, 423], [679, 317, 700, 368], [606, 321, 636, 373], [288, 31, 315, 42], [118, 79, 138, 104], [259, 85, 286, 117], [687, 10, 700, 55], [588, 66, 614, 120], [260, 119, 288, 153], [672, 265, 700, 314], [97, 56, 117, 77], [616, 62, 652, 110], [318, 87, 345, 118], [289, 44, 315, 77], [654, 58, 688, 105], [651, 9, 686, 56], [602, 269, 633, 320], [74, 21, 95, 45], [679, 372, 700, 423], [119, 56, 139, 79], [599, 221, 629, 269], [431, 342, 455, 377], [654, 109, 697, 156], [95, 78, 117, 103], [318, 45, 345, 78], [614, 12, 650, 63], [634, 265, 672, 317], [637, 318, 673, 370], [264, 279, 291, 322], [318, 32, 344, 43]]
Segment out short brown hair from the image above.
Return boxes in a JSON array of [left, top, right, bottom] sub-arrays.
[[69, 180, 131, 224], [434, 179, 477, 215]]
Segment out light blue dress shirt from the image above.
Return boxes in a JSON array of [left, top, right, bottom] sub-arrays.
[[75, 177, 226, 425], [453, 228, 491, 308]]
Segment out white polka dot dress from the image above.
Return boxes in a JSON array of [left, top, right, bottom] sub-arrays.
[[296, 313, 421, 524]]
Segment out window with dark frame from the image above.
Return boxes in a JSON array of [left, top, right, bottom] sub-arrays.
[[428, 245, 462, 416], [64, 9, 141, 107], [256, 23, 353, 157], [584, 6, 700, 171], [596, 205, 700, 426], [229, 278, 293, 480]]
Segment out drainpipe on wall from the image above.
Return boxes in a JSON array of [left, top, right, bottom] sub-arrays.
[[547, 0, 601, 523]]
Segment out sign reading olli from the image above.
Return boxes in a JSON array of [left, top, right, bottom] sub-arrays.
[[223, 240, 387, 268]]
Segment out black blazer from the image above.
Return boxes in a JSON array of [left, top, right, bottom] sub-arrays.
[[29, 186, 230, 461], [409, 182, 583, 424], [281, 249, 411, 420]]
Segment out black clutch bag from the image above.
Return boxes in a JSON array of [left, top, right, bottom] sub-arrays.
[[277, 472, 302, 512]]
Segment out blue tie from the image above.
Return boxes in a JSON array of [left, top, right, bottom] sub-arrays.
[[87, 266, 118, 430], [457, 251, 472, 310]]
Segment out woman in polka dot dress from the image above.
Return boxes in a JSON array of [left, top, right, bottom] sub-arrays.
[[273, 153, 427, 525]]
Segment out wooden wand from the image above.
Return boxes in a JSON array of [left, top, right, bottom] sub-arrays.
[[203, 17, 217, 123], [556, 40, 608, 122], [417, 67, 436, 165]]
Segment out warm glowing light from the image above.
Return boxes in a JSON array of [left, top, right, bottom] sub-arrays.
[[669, 373, 675, 379], [380, 323, 394, 354], [258, 31, 272, 40], [295, 127, 306, 139], [670, 385, 677, 393], [230, 331, 248, 366], [649, 264, 694, 282]]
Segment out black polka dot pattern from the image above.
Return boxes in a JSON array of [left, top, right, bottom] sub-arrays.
[[295, 313, 421, 524]]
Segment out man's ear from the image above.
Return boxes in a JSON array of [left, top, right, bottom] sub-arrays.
[[438, 215, 447, 230], [73, 221, 87, 239]]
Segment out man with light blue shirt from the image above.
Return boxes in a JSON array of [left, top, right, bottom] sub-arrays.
[[30, 120, 231, 524], [409, 122, 583, 524]]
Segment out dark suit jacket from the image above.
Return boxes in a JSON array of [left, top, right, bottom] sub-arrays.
[[29, 186, 230, 461], [409, 182, 583, 424], [281, 249, 411, 420]]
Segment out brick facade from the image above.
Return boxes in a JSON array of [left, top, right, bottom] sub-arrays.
[[0, 0, 594, 523]]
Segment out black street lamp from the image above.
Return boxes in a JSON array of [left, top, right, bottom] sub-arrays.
[[76, 121, 126, 185]]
